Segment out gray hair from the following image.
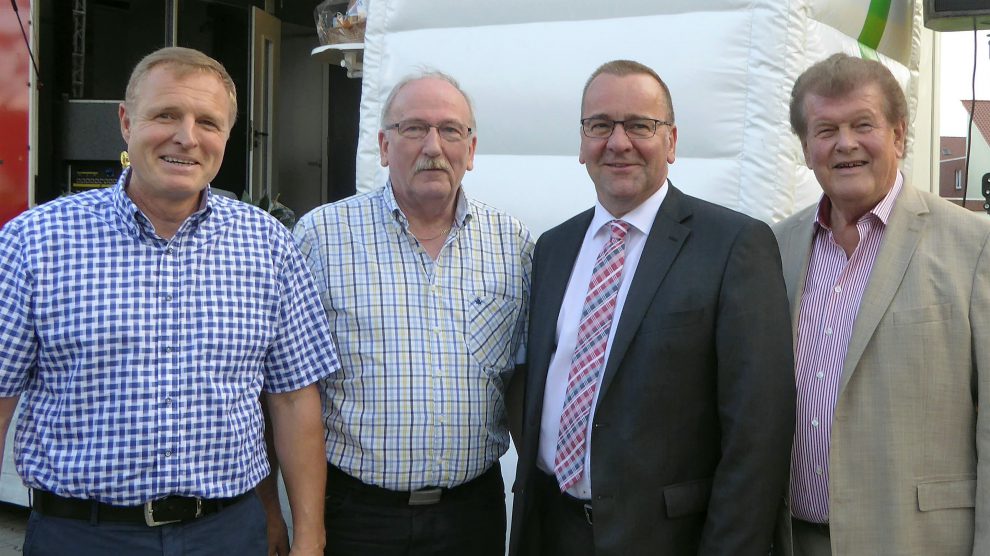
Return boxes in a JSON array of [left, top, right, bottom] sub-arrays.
[[379, 70, 476, 130]]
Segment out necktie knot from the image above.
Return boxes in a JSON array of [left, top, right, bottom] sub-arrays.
[[608, 219, 630, 242]]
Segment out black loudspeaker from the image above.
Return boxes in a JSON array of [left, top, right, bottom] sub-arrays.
[[982, 173, 990, 213], [924, 0, 990, 31]]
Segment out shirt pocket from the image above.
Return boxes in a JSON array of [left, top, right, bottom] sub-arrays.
[[917, 476, 976, 511], [465, 293, 522, 373]]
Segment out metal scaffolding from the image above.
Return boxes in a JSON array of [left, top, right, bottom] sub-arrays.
[[71, 0, 86, 98]]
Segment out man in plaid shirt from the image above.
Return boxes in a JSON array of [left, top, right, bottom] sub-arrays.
[[292, 71, 533, 556], [0, 47, 338, 555]]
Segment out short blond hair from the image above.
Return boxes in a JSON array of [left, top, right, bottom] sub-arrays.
[[125, 46, 238, 126]]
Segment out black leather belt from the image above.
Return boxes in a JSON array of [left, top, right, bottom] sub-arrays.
[[326, 462, 502, 507], [536, 470, 593, 525], [32, 488, 252, 526]]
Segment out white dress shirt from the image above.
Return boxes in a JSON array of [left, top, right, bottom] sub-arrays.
[[537, 182, 668, 499]]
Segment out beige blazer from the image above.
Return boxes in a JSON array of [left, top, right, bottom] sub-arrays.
[[772, 183, 990, 556]]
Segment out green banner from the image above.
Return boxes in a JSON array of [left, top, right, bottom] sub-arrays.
[[858, 0, 892, 59]]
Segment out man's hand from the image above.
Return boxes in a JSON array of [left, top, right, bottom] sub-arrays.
[[257, 469, 291, 556], [266, 510, 290, 556], [0, 396, 18, 475]]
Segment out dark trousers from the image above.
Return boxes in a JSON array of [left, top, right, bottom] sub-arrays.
[[791, 517, 832, 556], [533, 470, 595, 556], [22, 492, 267, 556], [324, 463, 506, 556]]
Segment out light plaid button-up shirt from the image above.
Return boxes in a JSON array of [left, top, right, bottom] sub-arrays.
[[0, 169, 339, 505], [294, 182, 533, 491]]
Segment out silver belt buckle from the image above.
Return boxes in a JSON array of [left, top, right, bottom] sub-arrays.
[[143, 498, 203, 527], [407, 488, 442, 506]]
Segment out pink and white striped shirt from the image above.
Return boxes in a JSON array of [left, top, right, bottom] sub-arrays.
[[789, 174, 903, 523]]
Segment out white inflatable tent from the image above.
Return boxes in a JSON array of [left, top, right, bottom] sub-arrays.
[[355, 0, 927, 236]]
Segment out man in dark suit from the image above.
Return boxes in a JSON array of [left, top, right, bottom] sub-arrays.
[[507, 59, 795, 555]]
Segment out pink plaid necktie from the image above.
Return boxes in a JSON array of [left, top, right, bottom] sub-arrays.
[[554, 219, 631, 492]]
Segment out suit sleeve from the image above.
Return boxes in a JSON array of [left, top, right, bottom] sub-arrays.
[[699, 220, 796, 555], [970, 230, 990, 555]]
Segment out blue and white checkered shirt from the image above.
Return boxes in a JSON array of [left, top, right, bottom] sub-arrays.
[[294, 182, 533, 491], [0, 169, 339, 505]]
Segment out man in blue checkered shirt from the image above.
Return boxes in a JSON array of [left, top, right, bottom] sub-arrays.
[[0, 47, 338, 556], [291, 71, 533, 555]]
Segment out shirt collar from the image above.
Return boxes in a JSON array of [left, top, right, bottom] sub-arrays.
[[383, 179, 472, 231], [110, 167, 215, 240], [813, 171, 903, 231], [590, 179, 669, 238]]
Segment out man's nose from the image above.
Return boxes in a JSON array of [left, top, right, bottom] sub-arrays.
[[173, 117, 199, 147], [606, 122, 634, 150], [421, 126, 443, 155]]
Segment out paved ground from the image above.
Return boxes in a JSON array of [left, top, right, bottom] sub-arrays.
[[0, 503, 26, 554]]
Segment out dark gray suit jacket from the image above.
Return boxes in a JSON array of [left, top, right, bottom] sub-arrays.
[[509, 185, 795, 556]]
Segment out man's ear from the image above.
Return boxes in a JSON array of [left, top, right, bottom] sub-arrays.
[[119, 102, 131, 143], [379, 130, 389, 167]]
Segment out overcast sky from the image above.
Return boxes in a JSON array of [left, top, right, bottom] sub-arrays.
[[940, 30, 990, 137]]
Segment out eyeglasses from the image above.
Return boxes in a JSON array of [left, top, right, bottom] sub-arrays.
[[384, 120, 473, 142], [580, 117, 673, 139]]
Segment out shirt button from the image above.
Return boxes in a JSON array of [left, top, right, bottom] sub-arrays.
[[834, 285, 842, 293], [816, 371, 824, 379], [164, 450, 172, 457], [166, 247, 174, 255], [165, 294, 173, 302], [815, 465, 824, 475], [165, 397, 173, 406], [824, 326, 833, 335], [811, 419, 819, 427], [164, 346, 172, 353]]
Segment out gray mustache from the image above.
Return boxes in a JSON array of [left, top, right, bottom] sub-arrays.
[[415, 158, 452, 173]]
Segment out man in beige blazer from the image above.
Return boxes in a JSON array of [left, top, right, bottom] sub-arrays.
[[772, 53, 990, 555]]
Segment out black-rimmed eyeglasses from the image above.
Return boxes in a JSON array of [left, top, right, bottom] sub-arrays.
[[581, 117, 673, 139], [384, 120, 473, 142]]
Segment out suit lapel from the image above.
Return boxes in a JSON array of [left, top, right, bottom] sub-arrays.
[[780, 205, 817, 341], [839, 185, 928, 394], [597, 186, 691, 402]]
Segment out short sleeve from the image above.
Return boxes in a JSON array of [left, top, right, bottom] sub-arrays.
[[0, 220, 37, 395], [263, 228, 340, 393]]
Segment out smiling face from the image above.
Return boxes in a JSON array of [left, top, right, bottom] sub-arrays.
[[120, 64, 232, 210], [579, 73, 677, 217], [801, 82, 905, 219]]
